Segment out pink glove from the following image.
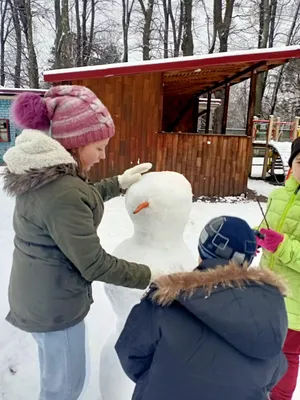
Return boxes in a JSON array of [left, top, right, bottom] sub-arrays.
[[257, 228, 284, 253]]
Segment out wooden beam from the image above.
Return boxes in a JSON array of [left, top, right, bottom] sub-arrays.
[[221, 85, 230, 135], [246, 70, 258, 137], [205, 92, 212, 133], [192, 96, 199, 132], [167, 95, 196, 131], [168, 61, 266, 131], [262, 115, 274, 179], [196, 61, 266, 98], [198, 109, 207, 117]]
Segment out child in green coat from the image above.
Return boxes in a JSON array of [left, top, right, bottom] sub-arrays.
[[257, 137, 300, 400]]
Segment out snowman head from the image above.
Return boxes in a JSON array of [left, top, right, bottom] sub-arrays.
[[125, 171, 193, 240]]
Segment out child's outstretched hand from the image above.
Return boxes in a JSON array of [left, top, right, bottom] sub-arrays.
[[118, 163, 152, 190], [257, 228, 284, 253]]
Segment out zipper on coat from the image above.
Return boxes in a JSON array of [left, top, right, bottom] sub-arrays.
[[270, 185, 300, 269]]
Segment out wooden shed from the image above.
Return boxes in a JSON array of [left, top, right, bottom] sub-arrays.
[[43, 46, 300, 197]]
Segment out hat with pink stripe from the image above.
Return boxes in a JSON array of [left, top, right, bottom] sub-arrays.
[[11, 85, 115, 149]]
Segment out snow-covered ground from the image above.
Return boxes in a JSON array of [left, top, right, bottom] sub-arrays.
[[0, 174, 298, 399]]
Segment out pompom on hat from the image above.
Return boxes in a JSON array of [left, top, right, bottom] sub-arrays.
[[11, 85, 115, 149]]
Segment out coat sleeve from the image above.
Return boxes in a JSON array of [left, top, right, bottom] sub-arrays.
[[274, 234, 300, 273], [115, 299, 161, 383], [41, 187, 151, 289], [266, 355, 288, 392], [93, 176, 121, 202]]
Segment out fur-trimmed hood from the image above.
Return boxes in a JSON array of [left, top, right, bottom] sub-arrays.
[[2, 129, 78, 196], [151, 262, 288, 305], [150, 262, 288, 360], [2, 164, 78, 196]]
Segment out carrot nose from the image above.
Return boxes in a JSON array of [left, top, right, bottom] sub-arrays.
[[133, 201, 149, 214]]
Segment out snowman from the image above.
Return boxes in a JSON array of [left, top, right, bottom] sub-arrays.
[[99, 171, 196, 400]]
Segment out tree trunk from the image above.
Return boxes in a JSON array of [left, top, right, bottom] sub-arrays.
[[122, 0, 135, 62], [255, 0, 271, 116], [74, 0, 81, 66], [87, 0, 95, 65], [162, 0, 169, 58], [270, 0, 300, 114], [181, 0, 193, 56], [60, 0, 73, 68], [82, 0, 88, 65], [211, 0, 235, 133], [8, 0, 22, 87], [170, 0, 183, 57], [138, 0, 155, 60], [0, 0, 8, 86], [54, 0, 62, 69], [16, 0, 39, 87]]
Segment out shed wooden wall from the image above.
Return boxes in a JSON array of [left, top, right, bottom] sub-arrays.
[[72, 72, 163, 180], [156, 133, 252, 197], [70, 75, 251, 198]]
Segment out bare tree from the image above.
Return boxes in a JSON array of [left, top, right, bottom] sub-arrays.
[[122, 0, 135, 61], [8, 0, 22, 87], [15, 0, 39, 87], [137, 0, 155, 60], [0, 0, 10, 86], [181, 0, 193, 55], [210, 0, 235, 53], [210, 0, 236, 133], [54, 0, 73, 69], [170, 0, 184, 57], [162, 0, 169, 57], [254, 0, 279, 116], [74, 0, 81, 66], [270, 0, 300, 114]]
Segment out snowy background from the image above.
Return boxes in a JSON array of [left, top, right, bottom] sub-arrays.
[[0, 169, 299, 399]]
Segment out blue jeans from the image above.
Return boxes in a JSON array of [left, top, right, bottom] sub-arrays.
[[32, 320, 87, 400]]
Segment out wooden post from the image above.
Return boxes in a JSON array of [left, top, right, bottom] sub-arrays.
[[293, 116, 300, 140], [252, 116, 258, 140], [246, 70, 257, 136], [192, 96, 199, 132], [205, 92, 212, 134], [221, 84, 230, 135], [274, 117, 280, 141], [262, 115, 274, 179]]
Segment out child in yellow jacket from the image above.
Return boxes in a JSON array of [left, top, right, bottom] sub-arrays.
[[257, 137, 300, 400]]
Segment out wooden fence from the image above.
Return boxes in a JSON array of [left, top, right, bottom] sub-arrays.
[[156, 133, 252, 197]]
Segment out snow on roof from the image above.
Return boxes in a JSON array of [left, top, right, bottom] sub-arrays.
[[43, 46, 300, 83], [0, 88, 46, 95]]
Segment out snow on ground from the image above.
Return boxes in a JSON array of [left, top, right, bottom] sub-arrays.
[[248, 178, 275, 198], [0, 173, 299, 399]]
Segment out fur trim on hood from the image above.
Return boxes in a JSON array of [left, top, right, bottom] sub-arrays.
[[2, 129, 80, 196], [151, 263, 288, 306], [2, 164, 78, 196], [3, 129, 76, 175]]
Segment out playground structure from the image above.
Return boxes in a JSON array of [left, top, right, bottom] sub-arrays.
[[251, 115, 300, 183]]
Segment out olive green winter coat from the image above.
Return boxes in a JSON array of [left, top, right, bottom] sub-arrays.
[[2, 129, 151, 333]]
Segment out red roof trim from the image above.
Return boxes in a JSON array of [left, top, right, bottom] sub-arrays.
[[0, 88, 46, 95], [43, 46, 300, 83]]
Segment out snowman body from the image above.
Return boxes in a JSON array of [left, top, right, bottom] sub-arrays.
[[99, 171, 196, 400]]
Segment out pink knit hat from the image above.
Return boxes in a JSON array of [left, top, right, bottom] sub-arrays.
[[11, 85, 115, 149]]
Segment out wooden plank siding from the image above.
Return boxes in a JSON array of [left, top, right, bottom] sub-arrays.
[[156, 133, 252, 197], [68, 74, 251, 198], [72, 72, 163, 181]]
